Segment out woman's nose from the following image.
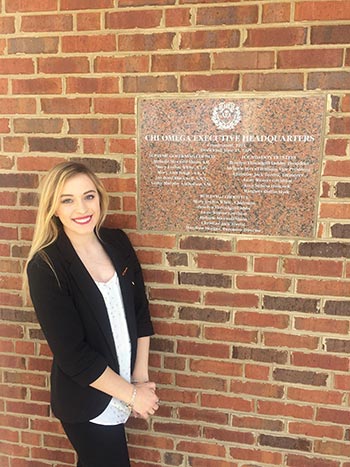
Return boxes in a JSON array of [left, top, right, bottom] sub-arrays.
[[76, 198, 87, 213]]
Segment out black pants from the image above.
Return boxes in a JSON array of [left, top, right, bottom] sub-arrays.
[[62, 421, 131, 467]]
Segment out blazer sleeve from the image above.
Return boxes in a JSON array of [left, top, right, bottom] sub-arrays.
[[27, 255, 108, 387], [117, 230, 154, 338]]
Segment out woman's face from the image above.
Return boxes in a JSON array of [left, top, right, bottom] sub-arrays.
[[55, 173, 101, 239]]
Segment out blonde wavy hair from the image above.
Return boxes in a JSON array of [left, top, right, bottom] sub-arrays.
[[25, 161, 109, 281]]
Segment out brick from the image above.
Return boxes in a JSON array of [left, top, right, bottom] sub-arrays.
[[326, 338, 350, 353], [94, 56, 149, 73], [295, 316, 349, 335], [143, 269, 174, 284], [237, 239, 292, 255], [152, 53, 210, 72], [189, 457, 234, 467], [41, 97, 90, 114], [298, 278, 350, 297], [309, 72, 350, 90], [254, 257, 278, 273], [66, 77, 119, 94], [83, 138, 106, 155], [179, 407, 228, 425], [243, 72, 304, 91], [323, 205, 349, 224], [245, 27, 306, 47], [230, 379, 283, 399], [106, 10, 162, 29], [0, 97, 36, 114], [181, 30, 240, 50], [14, 118, 63, 133], [262, 3, 291, 22], [61, 0, 113, 8], [278, 49, 342, 68], [0, 82, 8, 95], [0, 118, 10, 133], [0, 208, 36, 224], [289, 421, 343, 441], [179, 272, 232, 288], [258, 400, 314, 419], [324, 300, 350, 316], [235, 311, 289, 329], [17, 156, 63, 171], [0, 173, 38, 188], [233, 346, 288, 364], [196, 5, 258, 25], [292, 351, 349, 371], [335, 182, 350, 198], [5, 0, 57, 12], [177, 373, 226, 392], [283, 258, 342, 277], [190, 358, 242, 377], [204, 291, 258, 308], [119, 32, 175, 52], [181, 74, 239, 92], [166, 252, 188, 267], [177, 340, 230, 359], [180, 236, 231, 251], [177, 440, 225, 459], [94, 97, 134, 114], [311, 24, 350, 44], [295, 1, 350, 20], [213, 51, 274, 70], [317, 407, 350, 425], [0, 58, 34, 74], [178, 306, 229, 323], [77, 12, 101, 31], [129, 232, 176, 249], [0, 17, 15, 33], [123, 75, 177, 93], [205, 427, 254, 445], [12, 78, 61, 95], [201, 393, 253, 412], [153, 421, 200, 438], [287, 454, 339, 467], [196, 253, 247, 271], [259, 434, 311, 452], [8, 37, 58, 54], [28, 137, 78, 153], [4, 137, 25, 152], [62, 35, 116, 53], [325, 138, 348, 156], [330, 116, 350, 134], [229, 446, 283, 464], [165, 8, 191, 27], [342, 94, 350, 111], [68, 118, 118, 134], [109, 138, 135, 154], [298, 241, 350, 258], [149, 287, 200, 304], [205, 326, 258, 344], [264, 331, 318, 350], [38, 57, 88, 74], [237, 275, 291, 292], [21, 14, 72, 32]]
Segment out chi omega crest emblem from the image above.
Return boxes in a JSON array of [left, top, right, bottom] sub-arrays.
[[211, 102, 241, 130]]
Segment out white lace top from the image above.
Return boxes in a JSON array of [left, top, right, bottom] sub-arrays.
[[90, 272, 132, 426]]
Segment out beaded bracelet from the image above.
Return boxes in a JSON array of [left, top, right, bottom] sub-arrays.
[[126, 386, 137, 411]]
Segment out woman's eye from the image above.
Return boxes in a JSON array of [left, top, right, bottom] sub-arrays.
[[85, 194, 95, 200], [61, 198, 73, 204]]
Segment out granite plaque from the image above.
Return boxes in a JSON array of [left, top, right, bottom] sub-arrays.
[[138, 96, 325, 237]]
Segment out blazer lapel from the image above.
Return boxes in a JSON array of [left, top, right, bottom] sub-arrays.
[[56, 231, 119, 363]]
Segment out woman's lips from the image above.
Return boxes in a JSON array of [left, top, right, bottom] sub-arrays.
[[72, 215, 92, 225]]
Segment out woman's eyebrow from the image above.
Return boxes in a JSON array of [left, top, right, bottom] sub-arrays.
[[60, 189, 97, 197]]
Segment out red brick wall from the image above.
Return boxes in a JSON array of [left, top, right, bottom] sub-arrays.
[[1, 1, 350, 466]]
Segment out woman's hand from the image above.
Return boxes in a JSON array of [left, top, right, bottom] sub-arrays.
[[131, 382, 159, 420]]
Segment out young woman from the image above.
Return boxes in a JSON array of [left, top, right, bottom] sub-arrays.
[[26, 161, 159, 467]]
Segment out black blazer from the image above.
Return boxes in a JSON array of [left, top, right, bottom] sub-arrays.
[[27, 227, 154, 423]]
